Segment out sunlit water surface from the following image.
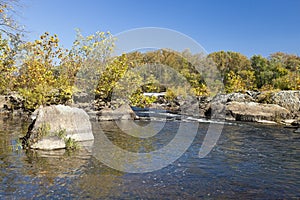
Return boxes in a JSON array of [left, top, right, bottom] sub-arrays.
[[0, 113, 299, 199]]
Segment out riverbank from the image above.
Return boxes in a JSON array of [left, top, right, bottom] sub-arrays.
[[1, 90, 299, 128]]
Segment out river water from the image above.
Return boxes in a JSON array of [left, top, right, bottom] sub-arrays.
[[0, 112, 299, 199]]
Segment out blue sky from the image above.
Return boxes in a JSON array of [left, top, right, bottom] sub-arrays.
[[18, 0, 300, 57]]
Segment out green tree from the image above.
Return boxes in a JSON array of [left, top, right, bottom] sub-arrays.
[[251, 55, 270, 88], [127, 49, 209, 96], [17, 32, 64, 110], [71, 29, 115, 98], [208, 51, 255, 92], [269, 52, 300, 90], [95, 54, 129, 102]]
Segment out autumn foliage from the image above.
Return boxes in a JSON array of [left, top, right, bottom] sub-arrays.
[[0, 30, 299, 111]]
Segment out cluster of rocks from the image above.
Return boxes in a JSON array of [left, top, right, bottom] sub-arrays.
[[72, 90, 300, 127], [220, 91, 299, 123], [148, 90, 300, 126]]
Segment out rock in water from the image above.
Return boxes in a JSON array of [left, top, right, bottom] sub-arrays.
[[226, 102, 291, 122], [96, 104, 137, 121], [24, 105, 94, 150]]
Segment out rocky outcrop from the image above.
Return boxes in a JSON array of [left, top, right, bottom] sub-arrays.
[[269, 91, 300, 116], [203, 91, 299, 123], [23, 105, 94, 150], [226, 102, 291, 122]]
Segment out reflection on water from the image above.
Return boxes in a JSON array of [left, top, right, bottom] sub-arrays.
[[0, 116, 299, 199]]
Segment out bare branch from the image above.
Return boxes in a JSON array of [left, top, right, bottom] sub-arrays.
[[0, 0, 24, 39]]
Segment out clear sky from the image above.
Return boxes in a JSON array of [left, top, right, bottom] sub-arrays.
[[17, 0, 300, 58]]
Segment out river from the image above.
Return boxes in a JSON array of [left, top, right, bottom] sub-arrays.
[[0, 111, 299, 199]]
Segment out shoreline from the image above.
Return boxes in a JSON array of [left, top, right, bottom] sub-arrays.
[[0, 90, 299, 131]]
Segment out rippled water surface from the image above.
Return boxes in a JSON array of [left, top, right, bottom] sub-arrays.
[[0, 114, 299, 199]]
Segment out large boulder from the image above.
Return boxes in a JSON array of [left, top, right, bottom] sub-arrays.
[[23, 105, 94, 150], [226, 102, 291, 122]]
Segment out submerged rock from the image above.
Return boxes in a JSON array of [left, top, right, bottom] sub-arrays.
[[23, 105, 94, 150]]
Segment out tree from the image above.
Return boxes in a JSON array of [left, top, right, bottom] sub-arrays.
[[0, 32, 17, 94], [208, 51, 255, 92], [17, 32, 64, 110], [71, 29, 115, 99], [269, 52, 300, 90], [127, 49, 209, 96], [95, 54, 129, 102], [225, 70, 246, 93], [251, 55, 270, 88], [0, 1, 23, 94]]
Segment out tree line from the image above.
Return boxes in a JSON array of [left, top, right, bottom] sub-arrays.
[[1, 30, 299, 110], [0, 1, 299, 110]]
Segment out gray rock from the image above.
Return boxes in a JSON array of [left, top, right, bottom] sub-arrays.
[[180, 96, 199, 117], [207, 101, 226, 119], [198, 96, 212, 118], [73, 92, 92, 103], [226, 102, 291, 122], [96, 104, 137, 121], [24, 105, 94, 150], [212, 93, 254, 104], [270, 91, 300, 115], [295, 128, 300, 133]]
